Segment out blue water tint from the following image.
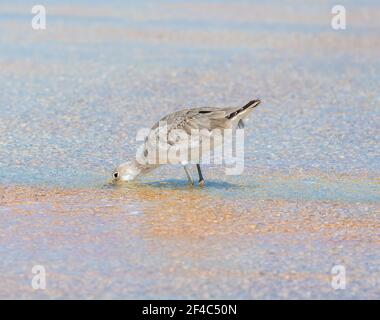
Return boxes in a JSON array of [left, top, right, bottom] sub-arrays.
[[1, 0, 377, 36], [243, 177, 380, 203], [2, 161, 378, 203], [138, 176, 380, 203], [0, 165, 108, 188], [0, 0, 379, 190]]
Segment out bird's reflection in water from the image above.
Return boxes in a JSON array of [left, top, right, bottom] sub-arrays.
[[103, 178, 243, 241]]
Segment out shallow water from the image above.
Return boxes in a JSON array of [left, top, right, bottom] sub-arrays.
[[0, 0, 379, 299]]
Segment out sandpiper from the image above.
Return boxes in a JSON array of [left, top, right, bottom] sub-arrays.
[[113, 99, 261, 185]]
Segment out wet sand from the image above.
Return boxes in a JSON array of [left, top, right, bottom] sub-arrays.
[[1, 176, 379, 299], [0, 1, 379, 299]]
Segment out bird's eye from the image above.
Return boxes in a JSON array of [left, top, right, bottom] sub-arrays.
[[113, 172, 119, 179]]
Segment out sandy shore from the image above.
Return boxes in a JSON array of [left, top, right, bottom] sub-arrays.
[[1, 177, 379, 299], [0, 1, 379, 299]]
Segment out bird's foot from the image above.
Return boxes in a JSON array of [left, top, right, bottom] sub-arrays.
[[198, 180, 205, 187]]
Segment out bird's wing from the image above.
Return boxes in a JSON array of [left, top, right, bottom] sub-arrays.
[[141, 108, 228, 160], [144, 101, 260, 157], [166, 100, 260, 134], [167, 107, 232, 134]]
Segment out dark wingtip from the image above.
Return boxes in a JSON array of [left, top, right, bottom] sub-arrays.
[[244, 99, 261, 109], [226, 99, 261, 120]]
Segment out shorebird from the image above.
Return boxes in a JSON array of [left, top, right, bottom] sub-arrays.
[[112, 99, 261, 185]]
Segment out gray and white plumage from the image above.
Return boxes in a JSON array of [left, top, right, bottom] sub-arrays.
[[113, 99, 261, 183]]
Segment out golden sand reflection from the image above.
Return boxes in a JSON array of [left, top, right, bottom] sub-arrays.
[[1, 184, 379, 244], [0, 183, 379, 299]]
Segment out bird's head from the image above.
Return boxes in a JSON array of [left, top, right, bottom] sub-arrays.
[[112, 160, 142, 182]]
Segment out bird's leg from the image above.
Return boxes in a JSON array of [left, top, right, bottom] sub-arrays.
[[196, 164, 205, 186], [183, 165, 194, 185]]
